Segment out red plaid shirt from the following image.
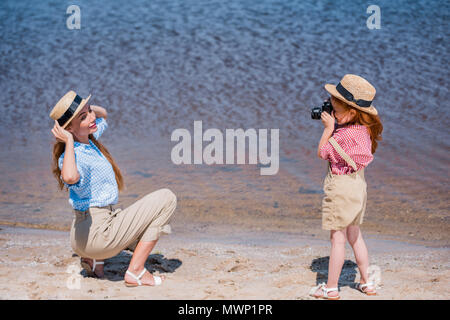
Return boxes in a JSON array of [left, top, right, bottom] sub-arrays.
[[319, 124, 373, 175]]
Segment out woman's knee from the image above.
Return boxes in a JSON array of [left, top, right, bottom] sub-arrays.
[[159, 188, 177, 204], [145, 188, 177, 203]]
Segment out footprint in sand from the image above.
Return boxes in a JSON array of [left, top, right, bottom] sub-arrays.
[[270, 263, 293, 273], [218, 279, 235, 286], [273, 275, 302, 288], [52, 256, 76, 268], [176, 248, 198, 257], [27, 281, 39, 289], [26, 281, 41, 299], [214, 257, 251, 273]]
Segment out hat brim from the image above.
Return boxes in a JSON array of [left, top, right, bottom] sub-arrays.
[[324, 84, 377, 116], [61, 94, 92, 129]]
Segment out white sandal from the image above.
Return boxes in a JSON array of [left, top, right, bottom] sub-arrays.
[[310, 283, 340, 300], [357, 282, 377, 296], [124, 268, 163, 287], [80, 258, 104, 278]]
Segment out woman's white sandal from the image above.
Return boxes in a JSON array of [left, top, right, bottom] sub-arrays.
[[310, 283, 340, 300], [125, 268, 163, 287], [80, 258, 104, 278], [357, 282, 377, 296]]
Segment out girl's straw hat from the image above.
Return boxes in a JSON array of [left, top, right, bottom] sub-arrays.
[[324, 74, 378, 115], [49, 91, 91, 128]]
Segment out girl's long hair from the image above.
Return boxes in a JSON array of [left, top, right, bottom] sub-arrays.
[[346, 106, 383, 154], [51, 134, 124, 191]]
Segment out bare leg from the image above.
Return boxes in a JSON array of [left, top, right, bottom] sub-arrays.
[[124, 239, 165, 285], [314, 230, 346, 298], [81, 257, 104, 278], [346, 225, 375, 293]]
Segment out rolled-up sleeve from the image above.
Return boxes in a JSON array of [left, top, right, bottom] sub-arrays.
[[319, 139, 342, 164], [92, 117, 108, 139]]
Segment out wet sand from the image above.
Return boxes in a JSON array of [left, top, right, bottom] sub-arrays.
[[0, 224, 448, 300]]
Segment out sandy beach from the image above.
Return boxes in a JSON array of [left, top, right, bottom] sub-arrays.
[[1, 222, 448, 300]]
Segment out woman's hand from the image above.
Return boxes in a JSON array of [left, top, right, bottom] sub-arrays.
[[52, 120, 73, 143], [321, 110, 335, 130], [90, 105, 107, 119]]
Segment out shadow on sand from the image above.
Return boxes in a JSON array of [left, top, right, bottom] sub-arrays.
[[310, 256, 359, 289], [75, 251, 182, 282]]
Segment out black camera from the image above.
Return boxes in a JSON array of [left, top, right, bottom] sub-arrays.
[[311, 98, 333, 120]]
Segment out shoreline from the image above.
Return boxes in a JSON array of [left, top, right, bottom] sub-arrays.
[[2, 207, 449, 249]]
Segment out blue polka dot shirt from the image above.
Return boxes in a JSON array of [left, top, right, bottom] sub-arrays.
[[58, 117, 118, 211]]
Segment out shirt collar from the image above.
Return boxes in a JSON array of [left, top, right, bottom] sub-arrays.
[[335, 124, 365, 131], [74, 140, 94, 149]]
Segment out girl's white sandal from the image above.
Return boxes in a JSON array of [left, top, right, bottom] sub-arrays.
[[357, 282, 377, 296], [310, 283, 340, 300], [80, 258, 104, 278], [125, 268, 163, 287]]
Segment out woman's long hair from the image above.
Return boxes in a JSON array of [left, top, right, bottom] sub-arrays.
[[346, 106, 383, 154], [52, 134, 124, 191]]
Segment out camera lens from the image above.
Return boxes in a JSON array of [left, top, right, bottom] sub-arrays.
[[311, 107, 321, 120]]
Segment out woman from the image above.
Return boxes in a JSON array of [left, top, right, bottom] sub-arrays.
[[50, 91, 177, 287]]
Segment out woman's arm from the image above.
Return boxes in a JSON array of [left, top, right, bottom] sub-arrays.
[[52, 120, 80, 184], [61, 136, 80, 184], [91, 105, 107, 119]]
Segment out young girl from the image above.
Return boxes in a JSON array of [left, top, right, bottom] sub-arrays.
[[311, 74, 383, 299], [50, 91, 177, 286]]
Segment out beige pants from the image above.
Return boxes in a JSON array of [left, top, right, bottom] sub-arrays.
[[70, 188, 177, 260], [322, 137, 367, 231]]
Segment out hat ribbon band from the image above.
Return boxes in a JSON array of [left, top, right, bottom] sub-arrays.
[[57, 95, 82, 126], [336, 83, 372, 108]]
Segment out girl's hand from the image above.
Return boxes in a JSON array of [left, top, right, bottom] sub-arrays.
[[52, 120, 73, 143], [321, 110, 335, 131]]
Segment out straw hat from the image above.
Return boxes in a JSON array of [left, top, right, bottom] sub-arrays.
[[49, 91, 91, 128], [324, 74, 378, 115]]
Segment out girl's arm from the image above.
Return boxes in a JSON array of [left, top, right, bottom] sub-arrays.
[[317, 111, 335, 158], [91, 105, 108, 119], [52, 120, 80, 184], [317, 127, 334, 158]]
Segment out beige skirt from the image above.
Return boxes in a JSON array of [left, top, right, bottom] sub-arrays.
[[70, 188, 177, 260], [322, 165, 367, 230]]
